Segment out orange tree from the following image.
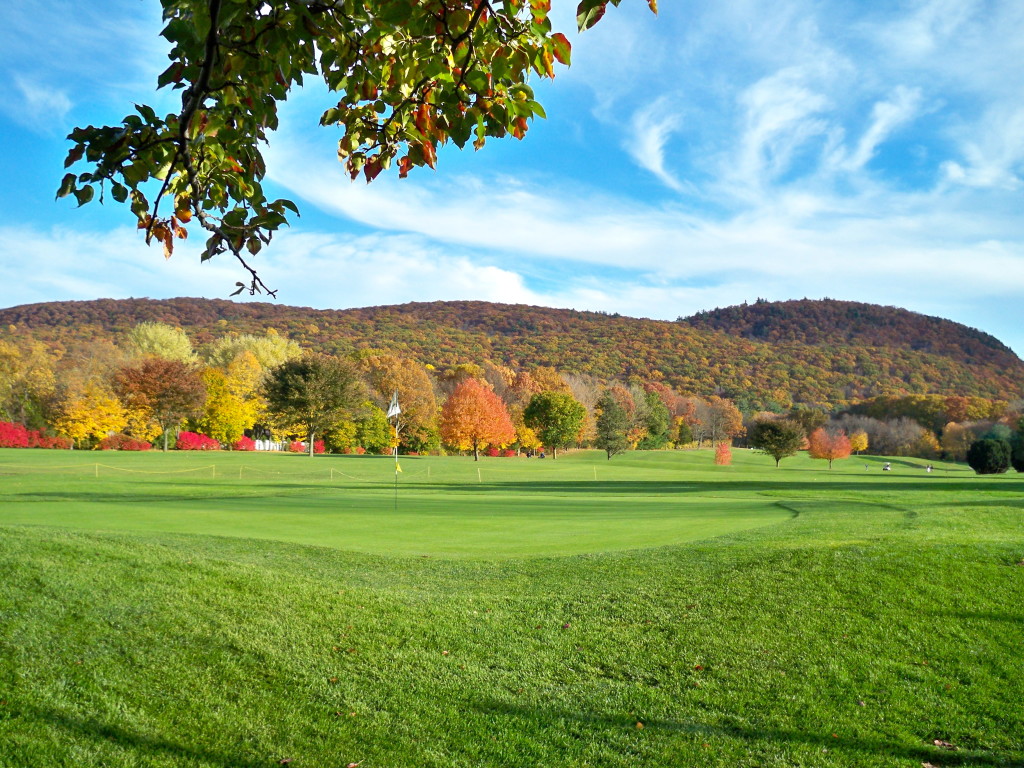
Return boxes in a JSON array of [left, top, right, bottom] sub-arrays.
[[807, 427, 852, 469], [58, 0, 652, 294], [439, 379, 515, 460]]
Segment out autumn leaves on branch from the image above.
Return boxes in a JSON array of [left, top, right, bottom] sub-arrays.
[[57, 0, 655, 295]]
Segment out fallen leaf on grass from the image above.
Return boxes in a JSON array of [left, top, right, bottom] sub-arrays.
[[347, 763, 362, 767], [933, 739, 957, 749], [278, 760, 291, 765], [693, 665, 704, 671], [857, 700, 866, 707], [922, 763, 939, 768], [635, 721, 644, 729]]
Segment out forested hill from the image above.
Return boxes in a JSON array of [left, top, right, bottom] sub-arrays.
[[680, 298, 1018, 370], [2, 297, 1022, 409]]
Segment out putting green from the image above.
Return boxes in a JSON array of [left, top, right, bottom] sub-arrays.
[[0, 449, 795, 557]]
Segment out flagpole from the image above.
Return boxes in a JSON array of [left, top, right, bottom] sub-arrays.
[[387, 390, 401, 512], [393, 420, 399, 512]]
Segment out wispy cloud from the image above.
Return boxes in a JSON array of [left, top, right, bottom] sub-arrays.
[[829, 86, 925, 173], [5, 75, 73, 132], [625, 98, 690, 192]]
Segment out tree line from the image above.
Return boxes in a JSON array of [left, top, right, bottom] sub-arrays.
[[0, 322, 1019, 465]]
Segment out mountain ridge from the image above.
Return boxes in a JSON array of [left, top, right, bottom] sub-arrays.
[[2, 297, 1021, 409]]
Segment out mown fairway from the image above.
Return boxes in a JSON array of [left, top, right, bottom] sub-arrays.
[[1, 448, 1022, 767]]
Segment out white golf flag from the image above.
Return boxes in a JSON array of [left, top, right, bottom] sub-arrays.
[[386, 391, 401, 419]]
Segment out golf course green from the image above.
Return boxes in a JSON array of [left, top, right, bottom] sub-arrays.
[[1, 448, 1021, 766]]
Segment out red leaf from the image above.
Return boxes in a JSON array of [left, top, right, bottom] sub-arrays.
[[422, 142, 437, 169], [551, 33, 572, 65]]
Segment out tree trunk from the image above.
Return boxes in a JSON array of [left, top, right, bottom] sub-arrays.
[[308, 430, 315, 457], [473, 439, 479, 461], [162, 427, 169, 452]]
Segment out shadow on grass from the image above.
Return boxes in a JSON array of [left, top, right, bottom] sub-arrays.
[[934, 611, 1024, 625], [473, 698, 1020, 765], [10, 703, 262, 767], [433, 478, 1024, 496]]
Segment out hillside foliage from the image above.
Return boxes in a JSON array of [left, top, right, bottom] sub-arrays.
[[2, 297, 1022, 411]]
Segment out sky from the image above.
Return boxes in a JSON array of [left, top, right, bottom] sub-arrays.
[[1, 0, 1022, 356]]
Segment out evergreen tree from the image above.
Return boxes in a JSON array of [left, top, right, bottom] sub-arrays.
[[966, 438, 1011, 475], [595, 391, 630, 460]]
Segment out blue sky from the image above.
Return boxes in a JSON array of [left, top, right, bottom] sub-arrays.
[[1, 0, 1023, 357]]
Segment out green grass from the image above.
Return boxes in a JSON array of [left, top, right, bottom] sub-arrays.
[[1, 448, 1022, 766]]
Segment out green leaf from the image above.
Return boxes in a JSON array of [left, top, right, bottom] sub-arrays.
[[576, 0, 608, 31], [56, 173, 77, 200], [74, 185, 95, 207]]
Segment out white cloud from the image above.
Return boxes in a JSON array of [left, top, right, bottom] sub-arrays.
[[254, 232, 541, 308], [941, 105, 1024, 190], [0, 226, 242, 307], [5, 75, 73, 131], [625, 98, 689, 192], [830, 86, 924, 173]]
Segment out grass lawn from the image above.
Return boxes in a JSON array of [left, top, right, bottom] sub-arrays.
[[1, 447, 1022, 766]]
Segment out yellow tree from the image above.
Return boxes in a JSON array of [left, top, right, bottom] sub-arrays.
[[126, 321, 196, 362], [940, 422, 974, 461], [515, 421, 543, 455], [54, 384, 128, 446], [849, 430, 869, 455], [0, 339, 57, 427], [196, 367, 260, 445]]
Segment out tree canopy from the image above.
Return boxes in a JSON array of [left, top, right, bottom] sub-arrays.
[[748, 418, 805, 468], [263, 354, 364, 456], [523, 391, 585, 458], [440, 378, 516, 460], [58, 0, 652, 294]]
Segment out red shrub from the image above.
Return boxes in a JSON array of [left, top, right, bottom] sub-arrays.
[[37, 435, 73, 450], [175, 431, 220, 451], [502, 449, 516, 457], [288, 441, 305, 453], [232, 436, 256, 451], [0, 421, 30, 448], [714, 442, 732, 466], [486, 447, 501, 457], [99, 434, 152, 451]]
